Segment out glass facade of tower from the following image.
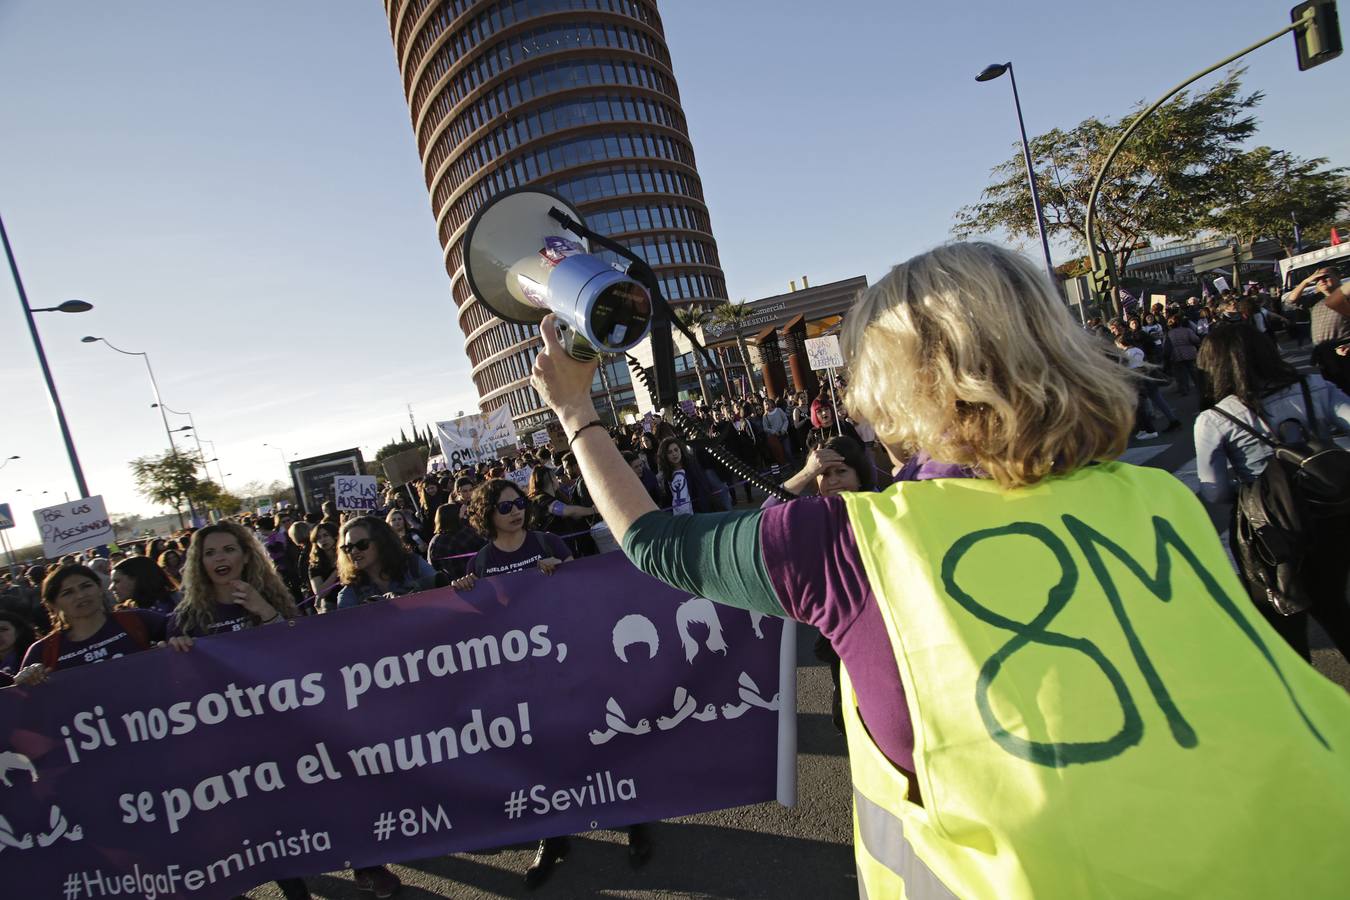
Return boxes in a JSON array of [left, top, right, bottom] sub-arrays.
[[385, 0, 728, 429]]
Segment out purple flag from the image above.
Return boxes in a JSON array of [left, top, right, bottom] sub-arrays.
[[0, 554, 792, 899]]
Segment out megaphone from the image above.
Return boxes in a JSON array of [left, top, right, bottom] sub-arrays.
[[463, 187, 653, 360]]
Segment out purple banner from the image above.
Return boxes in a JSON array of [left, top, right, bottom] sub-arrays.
[[0, 553, 791, 899]]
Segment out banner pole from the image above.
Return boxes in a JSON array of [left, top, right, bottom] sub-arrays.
[[776, 618, 798, 806], [828, 369, 841, 436]]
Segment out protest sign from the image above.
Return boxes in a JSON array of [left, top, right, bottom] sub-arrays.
[[333, 475, 379, 513], [0, 502, 13, 530], [436, 406, 516, 469], [0, 553, 794, 899], [506, 467, 533, 490], [33, 496, 113, 557], [381, 449, 425, 487], [255, 499, 273, 517], [804, 335, 844, 371], [532, 430, 549, 447]]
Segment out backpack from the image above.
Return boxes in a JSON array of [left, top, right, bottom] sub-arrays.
[[1211, 379, 1350, 615], [42, 609, 152, 670]]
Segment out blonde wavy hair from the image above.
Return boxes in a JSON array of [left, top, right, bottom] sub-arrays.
[[842, 242, 1135, 488], [175, 522, 298, 637]]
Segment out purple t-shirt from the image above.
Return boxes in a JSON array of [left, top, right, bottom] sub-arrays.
[[761, 453, 975, 772], [473, 531, 571, 577], [21, 610, 167, 672], [167, 601, 256, 638]]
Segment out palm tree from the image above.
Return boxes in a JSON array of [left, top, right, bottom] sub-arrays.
[[709, 300, 757, 398], [673, 305, 712, 404]]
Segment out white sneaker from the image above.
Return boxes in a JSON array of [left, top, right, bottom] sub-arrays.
[[1135, 430, 1158, 440]]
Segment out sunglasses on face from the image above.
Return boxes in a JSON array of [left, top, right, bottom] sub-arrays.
[[340, 538, 372, 555], [496, 497, 529, 515]]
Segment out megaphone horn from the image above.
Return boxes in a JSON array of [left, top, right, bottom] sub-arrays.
[[463, 187, 653, 361]]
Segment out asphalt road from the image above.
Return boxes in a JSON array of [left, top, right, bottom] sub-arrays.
[[245, 338, 1350, 899]]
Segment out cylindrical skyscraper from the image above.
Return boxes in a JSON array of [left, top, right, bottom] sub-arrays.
[[385, 0, 728, 430]]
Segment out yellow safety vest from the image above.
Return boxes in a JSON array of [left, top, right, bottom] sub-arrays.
[[838, 462, 1350, 900]]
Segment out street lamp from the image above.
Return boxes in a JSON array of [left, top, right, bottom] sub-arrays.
[[262, 443, 290, 472], [82, 336, 198, 523], [199, 438, 229, 491], [975, 62, 1057, 283], [3, 212, 93, 498], [153, 402, 215, 485], [0, 455, 17, 471]]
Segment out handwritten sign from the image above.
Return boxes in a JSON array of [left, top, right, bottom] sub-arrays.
[[34, 496, 113, 557], [532, 431, 549, 447], [382, 449, 425, 487], [805, 335, 844, 371], [334, 475, 379, 512], [506, 467, 533, 490]]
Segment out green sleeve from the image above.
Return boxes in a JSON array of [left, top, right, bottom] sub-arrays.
[[620, 509, 788, 618]]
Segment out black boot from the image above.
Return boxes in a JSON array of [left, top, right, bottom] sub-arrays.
[[524, 836, 569, 889], [627, 823, 652, 868]]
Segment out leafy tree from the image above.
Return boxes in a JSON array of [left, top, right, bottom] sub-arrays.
[[1207, 147, 1348, 255], [708, 300, 757, 395], [129, 451, 213, 528], [954, 70, 1261, 304], [674, 305, 713, 404]]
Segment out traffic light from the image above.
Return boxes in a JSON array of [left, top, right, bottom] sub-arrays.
[[1292, 1, 1342, 71]]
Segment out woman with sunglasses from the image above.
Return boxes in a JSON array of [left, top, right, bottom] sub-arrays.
[[334, 516, 437, 609], [450, 480, 571, 592]]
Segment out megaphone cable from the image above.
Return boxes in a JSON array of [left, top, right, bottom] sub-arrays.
[[624, 354, 796, 503]]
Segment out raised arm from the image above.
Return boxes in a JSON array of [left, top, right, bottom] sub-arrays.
[[530, 315, 658, 544]]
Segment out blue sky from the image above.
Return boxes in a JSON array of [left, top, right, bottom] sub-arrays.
[[2, 0, 1345, 548]]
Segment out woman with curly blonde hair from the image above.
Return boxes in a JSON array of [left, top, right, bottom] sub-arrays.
[[168, 521, 297, 641], [530, 241, 1350, 899]]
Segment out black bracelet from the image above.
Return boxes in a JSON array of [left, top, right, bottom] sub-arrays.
[[568, 420, 607, 447]]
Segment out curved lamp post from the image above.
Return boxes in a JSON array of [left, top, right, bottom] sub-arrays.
[[82, 336, 198, 523], [1084, 13, 1320, 313]]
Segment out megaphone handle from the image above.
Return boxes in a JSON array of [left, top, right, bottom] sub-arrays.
[[558, 321, 599, 362]]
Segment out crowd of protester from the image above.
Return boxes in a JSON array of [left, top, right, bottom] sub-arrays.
[[2, 257, 1347, 898]]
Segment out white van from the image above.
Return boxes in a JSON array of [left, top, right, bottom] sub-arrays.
[[1280, 242, 1350, 298]]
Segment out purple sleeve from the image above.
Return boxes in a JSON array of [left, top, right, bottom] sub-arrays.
[[545, 532, 572, 561], [132, 609, 168, 643], [758, 497, 869, 636], [758, 495, 917, 771]]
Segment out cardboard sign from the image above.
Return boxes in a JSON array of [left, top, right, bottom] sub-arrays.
[[334, 475, 379, 512], [532, 430, 549, 447], [507, 467, 533, 490], [34, 496, 113, 557], [382, 449, 425, 487], [0, 502, 13, 530], [805, 335, 844, 371]]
